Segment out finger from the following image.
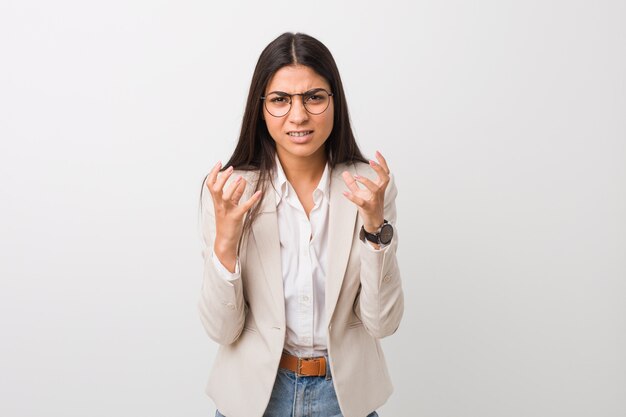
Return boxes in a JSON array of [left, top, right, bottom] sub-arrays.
[[342, 191, 366, 207], [239, 190, 263, 213], [368, 158, 390, 184], [230, 177, 247, 205], [213, 166, 234, 194], [374, 150, 390, 174], [341, 170, 361, 193], [353, 174, 380, 194], [206, 161, 222, 194], [222, 175, 243, 201]]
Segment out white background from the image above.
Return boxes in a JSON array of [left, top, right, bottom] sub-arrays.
[[1, 0, 625, 416]]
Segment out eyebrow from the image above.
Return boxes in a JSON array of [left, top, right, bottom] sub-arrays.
[[266, 88, 327, 96]]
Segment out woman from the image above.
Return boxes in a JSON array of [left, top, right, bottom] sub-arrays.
[[198, 32, 404, 417]]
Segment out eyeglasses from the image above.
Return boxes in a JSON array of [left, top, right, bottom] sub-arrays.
[[260, 88, 333, 117]]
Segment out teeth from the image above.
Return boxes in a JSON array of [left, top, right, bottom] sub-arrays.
[[288, 131, 312, 137]]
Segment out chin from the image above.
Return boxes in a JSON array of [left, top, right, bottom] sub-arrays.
[[278, 141, 327, 160], [288, 148, 322, 159]]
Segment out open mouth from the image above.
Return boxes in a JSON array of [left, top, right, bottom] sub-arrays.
[[287, 130, 313, 137]]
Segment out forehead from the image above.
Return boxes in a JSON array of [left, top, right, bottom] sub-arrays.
[[265, 65, 330, 94]]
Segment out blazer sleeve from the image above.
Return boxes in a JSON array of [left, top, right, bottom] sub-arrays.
[[353, 172, 404, 339], [197, 173, 246, 345]]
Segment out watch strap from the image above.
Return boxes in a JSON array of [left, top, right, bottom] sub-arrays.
[[360, 220, 391, 244]]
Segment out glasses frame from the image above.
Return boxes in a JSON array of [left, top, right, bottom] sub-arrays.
[[260, 88, 334, 117]]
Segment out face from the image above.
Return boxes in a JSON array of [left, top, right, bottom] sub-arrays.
[[262, 65, 334, 166]]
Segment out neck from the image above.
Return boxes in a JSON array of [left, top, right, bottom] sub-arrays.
[[276, 149, 327, 186]]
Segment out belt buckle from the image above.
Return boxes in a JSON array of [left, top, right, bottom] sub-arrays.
[[297, 357, 303, 375]]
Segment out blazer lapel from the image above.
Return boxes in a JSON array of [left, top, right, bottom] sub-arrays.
[[248, 163, 358, 328], [325, 162, 358, 326], [250, 177, 286, 323]]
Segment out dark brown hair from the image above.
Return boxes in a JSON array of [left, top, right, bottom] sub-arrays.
[[200, 32, 367, 248]]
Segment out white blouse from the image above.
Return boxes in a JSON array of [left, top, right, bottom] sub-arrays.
[[212, 157, 385, 357]]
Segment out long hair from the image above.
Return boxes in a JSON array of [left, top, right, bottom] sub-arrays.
[[200, 32, 367, 251]]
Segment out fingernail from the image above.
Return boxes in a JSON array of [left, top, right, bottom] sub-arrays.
[[354, 174, 360, 179], [369, 160, 377, 166]]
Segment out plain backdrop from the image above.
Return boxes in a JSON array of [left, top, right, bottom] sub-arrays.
[[1, 0, 625, 416]]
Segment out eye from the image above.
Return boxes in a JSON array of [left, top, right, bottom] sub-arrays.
[[304, 89, 328, 103], [270, 97, 287, 103], [305, 93, 327, 103]]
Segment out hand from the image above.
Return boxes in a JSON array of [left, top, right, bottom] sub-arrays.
[[206, 161, 262, 270], [341, 151, 391, 233]]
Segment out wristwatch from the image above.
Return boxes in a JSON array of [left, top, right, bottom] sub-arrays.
[[360, 220, 394, 245]]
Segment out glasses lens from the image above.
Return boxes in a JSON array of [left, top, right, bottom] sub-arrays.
[[265, 93, 290, 117], [304, 90, 330, 115]]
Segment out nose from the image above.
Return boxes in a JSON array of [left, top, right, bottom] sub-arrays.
[[288, 95, 309, 124]]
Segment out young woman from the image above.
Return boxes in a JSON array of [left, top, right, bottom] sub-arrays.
[[198, 32, 404, 417]]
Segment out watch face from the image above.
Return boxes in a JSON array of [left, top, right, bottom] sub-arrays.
[[379, 224, 393, 244]]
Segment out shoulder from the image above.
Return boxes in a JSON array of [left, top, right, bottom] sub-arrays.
[[352, 161, 377, 180], [331, 160, 375, 179], [200, 168, 261, 211], [202, 168, 260, 189], [338, 160, 398, 199]]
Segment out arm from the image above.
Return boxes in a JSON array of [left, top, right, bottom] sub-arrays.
[[198, 178, 246, 345], [353, 172, 404, 339]]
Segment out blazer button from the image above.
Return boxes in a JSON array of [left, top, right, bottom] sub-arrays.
[[383, 275, 391, 283], [226, 302, 235, 310]]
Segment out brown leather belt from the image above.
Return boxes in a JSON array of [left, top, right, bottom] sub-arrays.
[[279, 351, 327, 377]]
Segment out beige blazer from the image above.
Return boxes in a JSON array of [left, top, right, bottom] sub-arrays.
[[198, 160, 404, 417]]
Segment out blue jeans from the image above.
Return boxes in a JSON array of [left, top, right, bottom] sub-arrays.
[[215, 357, 379, 417]]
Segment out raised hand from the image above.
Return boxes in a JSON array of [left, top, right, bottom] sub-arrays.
[[206, 161, 262, 272], [341, 151, 391, 234]]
